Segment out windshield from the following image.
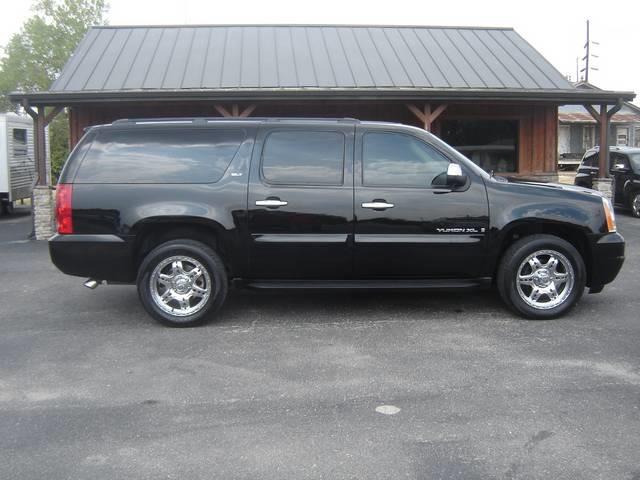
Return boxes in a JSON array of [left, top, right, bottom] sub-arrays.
[[629, 153, 640, 172]]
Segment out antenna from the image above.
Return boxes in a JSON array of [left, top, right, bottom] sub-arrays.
[[579, 19, 599, 83]]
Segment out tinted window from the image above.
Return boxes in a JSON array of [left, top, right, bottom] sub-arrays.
[[13, 128, 27, 156], [629, 153, 640, 172], [261, 131, 344, 185], [582, 153, 598, 168], [75, 128, 245, 183], [362, 132, 450, 187]]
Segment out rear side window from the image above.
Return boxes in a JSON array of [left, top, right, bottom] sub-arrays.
[[582, 153, 598, 168], [261, 130, 345, 185], [75, 128, 245, 183]]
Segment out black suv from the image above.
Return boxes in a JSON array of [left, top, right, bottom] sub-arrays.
[[51, 118, 624, 326], [574, 146, 640, 217]]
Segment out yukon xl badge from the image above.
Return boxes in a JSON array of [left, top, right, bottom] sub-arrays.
[[436, 227, 486, 234]]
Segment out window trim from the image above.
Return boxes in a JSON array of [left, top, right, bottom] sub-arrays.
[[259, 129, 346, 187], [361, 130, 452, 189]]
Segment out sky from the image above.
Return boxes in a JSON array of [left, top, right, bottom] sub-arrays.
[[1, 0, 639, 104]]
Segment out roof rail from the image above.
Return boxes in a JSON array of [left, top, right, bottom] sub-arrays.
[[110, 117, 360, 126]]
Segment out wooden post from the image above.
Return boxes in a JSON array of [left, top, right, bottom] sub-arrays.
[[598, 104, 609, 178], [22, 104, 63, 186], [584, 102, 623, 178]]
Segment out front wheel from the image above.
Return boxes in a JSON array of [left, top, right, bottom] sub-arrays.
[[137, 239, 228, 327], [497, 234, 586, 319], [631, 193, 640, 218]]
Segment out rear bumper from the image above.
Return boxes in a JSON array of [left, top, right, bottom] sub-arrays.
[[588, 232, 625, 290], [49, 233, 136, 283]]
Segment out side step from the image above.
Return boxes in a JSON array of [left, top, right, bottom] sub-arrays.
[[241, 278, 492, 290]]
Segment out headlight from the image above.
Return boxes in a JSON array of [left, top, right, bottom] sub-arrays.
[[602, 197, 617, 232]]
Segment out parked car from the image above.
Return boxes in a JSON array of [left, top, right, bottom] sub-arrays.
[[574, 146, 640, 217], [50, 118, 624, 326]]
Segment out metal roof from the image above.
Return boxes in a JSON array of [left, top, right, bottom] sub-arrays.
[[11, 24, 635, 104]]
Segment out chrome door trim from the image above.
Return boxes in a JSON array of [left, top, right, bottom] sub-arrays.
[[255, 199, 288, 207], [361, 201, 394, 210]]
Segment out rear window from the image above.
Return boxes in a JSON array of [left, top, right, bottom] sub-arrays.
[[75, 128, 245, 183], [261, 130, 345, 185]]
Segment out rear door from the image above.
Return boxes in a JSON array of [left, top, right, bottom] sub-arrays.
[[247, 123, 355, 279]]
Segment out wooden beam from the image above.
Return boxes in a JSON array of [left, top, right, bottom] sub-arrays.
[[43, 106, 63, 126], [584, 104, 600, 123], [406, 103, 447, 132], [429, 104, 447, 124], [239, 105, 256, 117], [606, 101, 623, 119], [407, 103, 427, 126], [231, 104, 239, 117], [214, 104, 231, 117], [22, 100, 37, 120]]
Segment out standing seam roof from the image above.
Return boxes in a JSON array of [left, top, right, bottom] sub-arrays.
[[49, 25, 574, 92]]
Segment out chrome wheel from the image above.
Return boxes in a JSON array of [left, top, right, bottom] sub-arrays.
[[632, 194, 640, 217], [149, 255, 212, 317], [516, 249, 574, 310]]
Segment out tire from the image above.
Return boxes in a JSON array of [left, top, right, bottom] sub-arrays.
[[136, 239, 228, 327], [631, 193, 640, 218], [497, 234, 586, 319], [1, 201, 13, 216]]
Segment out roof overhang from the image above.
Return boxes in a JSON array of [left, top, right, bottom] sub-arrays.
[[10, 87, 636, 106]]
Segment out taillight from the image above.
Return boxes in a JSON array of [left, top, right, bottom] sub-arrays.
[[55, 184, 73, 234]]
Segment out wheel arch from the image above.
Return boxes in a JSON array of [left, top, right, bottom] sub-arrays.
[[131, 216, 235, 275], [496, 219, 593, 286]]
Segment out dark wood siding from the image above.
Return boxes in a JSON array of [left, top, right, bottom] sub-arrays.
[[69, 101, 558, 176]]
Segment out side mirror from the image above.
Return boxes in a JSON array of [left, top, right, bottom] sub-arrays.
[[613, 163, 628, 172], [446, 163, 467, 187]]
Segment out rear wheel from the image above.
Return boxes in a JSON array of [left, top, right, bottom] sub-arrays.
[[631, 193, 640, 218], [497, 234, 585, 319], [137, 239, 228, 327]]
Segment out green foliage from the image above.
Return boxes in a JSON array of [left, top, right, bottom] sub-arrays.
[[0, 0, 108, 182], [49, 112, 69, 181]]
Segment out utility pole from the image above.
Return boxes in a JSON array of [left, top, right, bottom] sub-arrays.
[[580, 19, 599, 83], [584, 20, 590, 82]]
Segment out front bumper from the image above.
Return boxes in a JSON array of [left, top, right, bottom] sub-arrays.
[[49, 233, 136, 283], [588, 232, 625, 290]]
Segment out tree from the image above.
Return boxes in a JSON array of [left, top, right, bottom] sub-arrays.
[[0, 0, 108, 181]]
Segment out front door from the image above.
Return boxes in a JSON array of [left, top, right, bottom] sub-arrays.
[[354, 126, 489, 279], [611, 152, 633, 206], [247, 124, 354, 279]]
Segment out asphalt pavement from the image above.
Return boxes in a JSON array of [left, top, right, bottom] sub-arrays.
[[1, 205, 639, 479]]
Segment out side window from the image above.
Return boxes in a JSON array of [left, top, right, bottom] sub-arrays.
[[582, 153, 598, 168], [611, 153, 630, 172], [362, 132, 450, 187], [261, 130, 345, 185], [75, 128, 245, 183], [12, 128, 28, 156]]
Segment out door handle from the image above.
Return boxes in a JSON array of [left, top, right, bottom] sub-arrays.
[[361, 201, 394, 210], [256, 198, 288, 208]]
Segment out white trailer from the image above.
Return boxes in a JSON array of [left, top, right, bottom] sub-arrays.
[[0, 113, 36, 214]]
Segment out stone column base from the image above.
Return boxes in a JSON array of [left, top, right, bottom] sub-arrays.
[[33, 185, 55, 240], [592, 178, 613, 200]]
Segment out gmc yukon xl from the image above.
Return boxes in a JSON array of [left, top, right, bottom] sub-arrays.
[[50, 118, 625, 326]]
